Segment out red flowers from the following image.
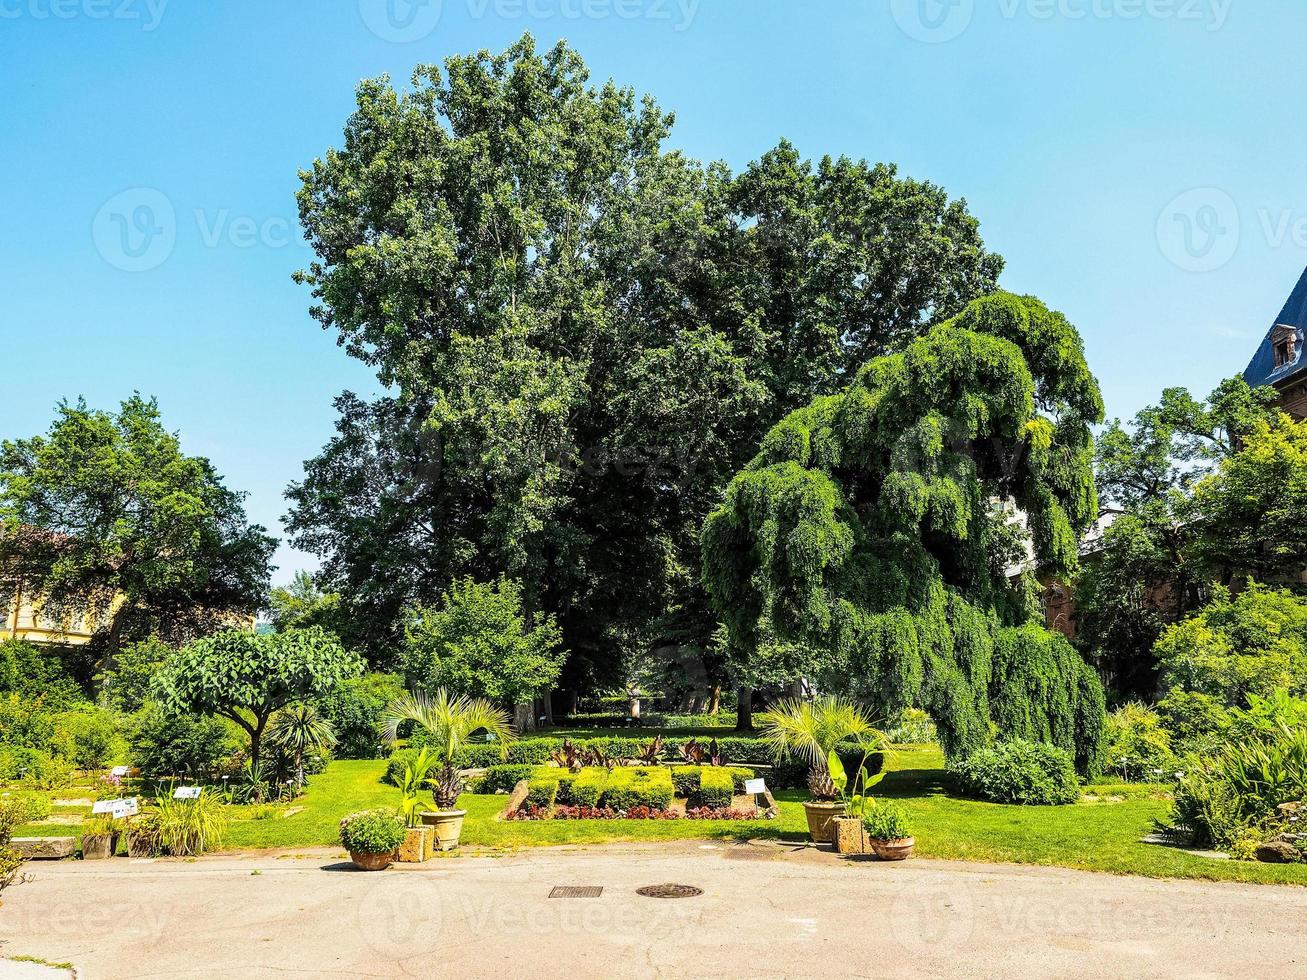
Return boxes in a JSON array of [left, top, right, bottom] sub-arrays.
[[509, 803, 763, 821]]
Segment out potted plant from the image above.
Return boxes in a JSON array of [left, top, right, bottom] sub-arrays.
[[395, 747, 437, 862], [340, 809, 407, 871], [124, 812, 161, 858], [759, 696, 883, 845], [830, 745, 887, 856], [382, 689, 516, 851], [80, 816, 117, 860], [862, 801, 914, 860]]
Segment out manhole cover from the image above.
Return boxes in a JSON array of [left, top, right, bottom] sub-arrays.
[[636, 884, 703, 899], [549, 886, 603, 898]]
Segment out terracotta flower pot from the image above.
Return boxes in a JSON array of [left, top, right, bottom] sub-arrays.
[[81, 834, 115, 860], [421, 809, 467, 851], [833, 815, 871, 855], [350, 850, 394, 871], [871, 837, 915, 861], [802, 801, 846, 844]]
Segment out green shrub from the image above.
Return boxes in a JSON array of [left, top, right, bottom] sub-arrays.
[[671, 766, 701, 797], [600, 767, 673, 811], [155, 793, 227, 856], [0, 694, 57, 752], [51, 708, 126, 770], [128, 703, 237, 779], [1157, 691, 1231, 753], [553, 771, 578, 804], [0, 639, 85, 709], [886, 708, 937, 744], [0, 747, 73, 789], [525, 777, 559, 809], [693, 767, 734, 809], [570, 768, 609, 808], [476, 764, 535, 794], [950, 740, 1081, 806], [318, 673, 404, 759], [339, 809, 406, 854], [1103, 703, 1175, 782], [862, 801, 912, 841], [97, 637, 170, 713]]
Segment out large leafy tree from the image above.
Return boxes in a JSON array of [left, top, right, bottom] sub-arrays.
[[154, 626, 363, 770], [287, 34, 1003, 704], [703, 292, 1107, 773], [1076, 379, 1280, 700], [0, 396, 276, 653], [400, 576, 567, 727]]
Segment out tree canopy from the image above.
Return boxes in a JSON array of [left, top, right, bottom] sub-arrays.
[[0, 395, 276, 652], [154, 626, 363, 769], [702, 292, 1107, 772], [286, 33, 1003, 700]]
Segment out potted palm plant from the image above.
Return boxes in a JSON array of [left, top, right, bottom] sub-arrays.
[[759, 695, 883, 845], [382, 689, 516, 851]]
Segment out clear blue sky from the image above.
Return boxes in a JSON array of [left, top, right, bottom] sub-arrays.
[[2, 0, 1304, 583]]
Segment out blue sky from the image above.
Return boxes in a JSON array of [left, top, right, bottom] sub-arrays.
[[2, 0, 1304, 583]]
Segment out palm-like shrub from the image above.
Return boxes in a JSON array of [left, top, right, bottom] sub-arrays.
[[381, 690, 516, 810], [268, 704, 337, 792], [758, 696, 882, 801]]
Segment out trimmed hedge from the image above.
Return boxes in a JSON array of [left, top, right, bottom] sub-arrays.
[[601, 767, 673, 811], [694, 767, 735, 809], [525, 777, 558, 809], [571, 768, 609, 808], [671, 765, 755, 797]]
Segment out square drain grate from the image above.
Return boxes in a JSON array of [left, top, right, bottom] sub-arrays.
[[549, 886, 604, 899]]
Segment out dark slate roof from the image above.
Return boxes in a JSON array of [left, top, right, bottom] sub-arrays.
[[1244, 264, 1307, 389]]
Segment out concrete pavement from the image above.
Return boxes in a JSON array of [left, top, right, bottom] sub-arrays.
[[1, 841, 1303, 979]]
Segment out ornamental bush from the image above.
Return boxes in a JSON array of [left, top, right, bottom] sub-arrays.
[[525, 777, 559, 809], [570, 768, 609, 808], [950, 739, 1081, 806], [601, 767, 673, 811], [475, 764, 535, 794], [862, 801, 912, 841], [693, 767, 735, 809], [339, 809, 406, 854], [1103, 703, 1175, 782]]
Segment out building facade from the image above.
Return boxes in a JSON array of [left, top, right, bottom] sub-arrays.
[[1243, 263, 1307, 418]]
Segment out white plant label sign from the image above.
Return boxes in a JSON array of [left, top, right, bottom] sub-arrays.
[[744, 778, 767, 795], [111, 765, 130, 777], [173, 786, 202, 800], [91, 800, 114, 814]]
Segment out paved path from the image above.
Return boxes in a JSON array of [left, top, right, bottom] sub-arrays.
[[2, 842, 1304, 979]]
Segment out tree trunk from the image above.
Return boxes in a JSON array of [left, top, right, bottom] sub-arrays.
[[541, 692, 555, 728], [708, 683, 721, 715], [514, 702, 536, 732], [735, 687, 754, 731], [567, 688, 579, 717]]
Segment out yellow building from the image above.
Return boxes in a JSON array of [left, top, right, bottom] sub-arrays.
[[2, 582, 109, 646]]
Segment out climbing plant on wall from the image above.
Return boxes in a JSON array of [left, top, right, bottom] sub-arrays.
[[702, 292, 1108, 773]]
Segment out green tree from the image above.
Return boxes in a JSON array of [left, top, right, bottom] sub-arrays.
[[96, 636, 170, 713], [267, 571, 342, 635], [286, 34, 1003, 704], [1155, 583, 1307, 707], [1077, 381, 1285, 701], [703, 292, 1107, 773], [154, 627, 362, 769], [400, 577, 566, 728], [0, 396, 276, 653]]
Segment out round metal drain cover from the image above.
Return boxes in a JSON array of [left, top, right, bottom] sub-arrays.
[[636, 883, 703, 899]]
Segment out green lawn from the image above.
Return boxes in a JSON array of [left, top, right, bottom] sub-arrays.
[[18, 747, 1307, 885]]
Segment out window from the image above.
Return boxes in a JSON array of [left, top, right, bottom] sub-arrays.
[[1272, 325, 1298, 369]]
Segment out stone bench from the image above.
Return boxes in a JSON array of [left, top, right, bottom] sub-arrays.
[[12, 837, 77, 859]]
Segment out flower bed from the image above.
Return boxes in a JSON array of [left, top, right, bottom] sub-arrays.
[[508, 803, 761, 821]]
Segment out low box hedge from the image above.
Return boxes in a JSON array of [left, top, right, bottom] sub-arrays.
[[601, 767, 673, 811], [570, 768, 609, 807], [694, 767, 735, 809], [671, 765, 755, 797], [475, 764, 536, 794], [525, 777, 559, 809]]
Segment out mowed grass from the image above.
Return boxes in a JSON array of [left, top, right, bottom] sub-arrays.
[[26, 744, 1298, 885]]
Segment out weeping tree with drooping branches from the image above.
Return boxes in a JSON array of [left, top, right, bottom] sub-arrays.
[[703, 292, 1108, 774]]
